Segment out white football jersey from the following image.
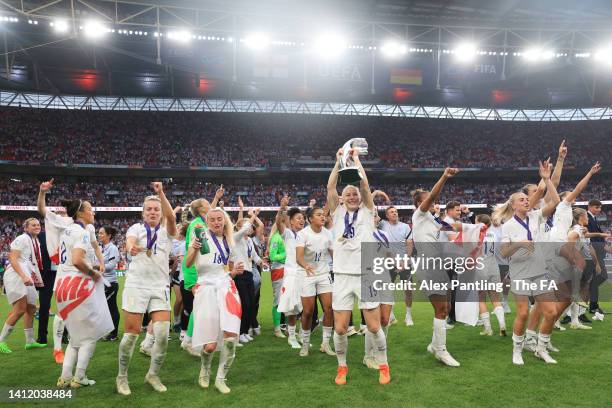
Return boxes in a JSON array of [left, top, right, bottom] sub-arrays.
[[58, 223, 93, 275], [125, 223, 174, 289], [296, 225, 333, 276], [331, 204, 375, 275], [194, 230, 236, 281]]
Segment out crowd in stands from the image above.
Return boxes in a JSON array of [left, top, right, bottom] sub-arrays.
[[1, 178, 610, 208], [1, 108, 611, 169]]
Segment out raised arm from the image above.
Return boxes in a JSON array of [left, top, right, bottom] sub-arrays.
[[528, 159, 551, 210], [152, 182, 177, 237], [353, 151, 374, 211], [326, 149, 342, 213], [551, 140, 566, 188], [275, 195, 289, 235], [236, 209, 259, 240], [37, 178, 54, 217], [419, 168, 459, 212], [564, 162, 601, 204], [211, 184, 224, 209], [539, 162, 560, 218], [237, 196, 245, 223]]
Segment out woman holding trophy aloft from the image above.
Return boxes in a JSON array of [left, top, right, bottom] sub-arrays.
[[327, 139, 390, 386]]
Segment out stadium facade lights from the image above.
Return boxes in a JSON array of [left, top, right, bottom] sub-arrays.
[[243, 33, 270, 50], [594, 47, 612, 65], [522, 47, 555, 62], [312, 33, 347, 58], [27, 19, 39, 25], [381, 40, 408, 58], [1, 16, 19, 23], [453, 43, 478, 63], [50, 19, 69, 33], [167, 30, 191, 43], [83, 20, 109, 39]]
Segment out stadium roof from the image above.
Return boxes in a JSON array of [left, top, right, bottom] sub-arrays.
[[2, 0, 612, 30], [2, 0, 612, 107]]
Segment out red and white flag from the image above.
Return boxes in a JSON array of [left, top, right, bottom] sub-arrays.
[[55, 272, 113, 346]]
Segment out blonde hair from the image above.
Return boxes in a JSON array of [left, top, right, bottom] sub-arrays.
[[142, 196, 162, 224], [24, 218, 39, 230], [341, 185, 360, 199], [572, 207, 587, 226], [189, 198, 210, 217], [208, 208, 235, 247], [143, 195, 161, 207], [491, 192, 524, 226]]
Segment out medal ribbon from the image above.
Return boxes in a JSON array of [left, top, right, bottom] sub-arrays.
[[145, 223, 161, 251], [343, 210, 358, 238], [514, 215, 533, 241], [211, 234, 230, 264]]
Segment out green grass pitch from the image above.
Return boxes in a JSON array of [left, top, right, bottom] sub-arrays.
[[1, 277, 610, 408]]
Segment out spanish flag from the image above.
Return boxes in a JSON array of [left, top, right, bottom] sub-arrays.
[[390, 68, 422, 85]]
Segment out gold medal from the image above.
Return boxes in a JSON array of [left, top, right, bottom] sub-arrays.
[[146, 249, 152, 257]]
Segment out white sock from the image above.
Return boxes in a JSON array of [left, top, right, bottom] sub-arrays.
[[481, 312, 492, 332], [287, 324, 296, 339], [333, 332, 348, 366], [433, 318, 446, 351], [118, 333, 138, 377], [75, 341, 96, 380], [537, 332, 550, 352], [53, 315, 65, 351], [364, 329, 374, 358], [173, 313, 180, 326], [322, 326, 332, 346], [24, 328, 34, 344], [148, 321, 169, 376], [142, 332, 155, 349], [371, 328, 388, 366], [512, 333, 525, 352], [0, 323, 14, 343], [570, 302, 579, 325], [525, 329, 537, 343], [61, 344, 78, 379], [216, 337, 237, 380], [382, 324, 388, 337], [201, 350, 214, 373], [405, 307, 412, 319], [390, 310, 396, 322], [493, 306, 506, 330], [301, 329, 311, 348], [182, 335, 192, 345]]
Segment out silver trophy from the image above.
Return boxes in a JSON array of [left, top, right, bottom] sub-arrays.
[[339, 138, 368, 185]]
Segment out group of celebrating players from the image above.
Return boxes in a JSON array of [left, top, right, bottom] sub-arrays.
[[0, 141, 608, 395]]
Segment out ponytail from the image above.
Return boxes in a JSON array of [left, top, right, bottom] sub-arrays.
[[60, 199, 83, 219]]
